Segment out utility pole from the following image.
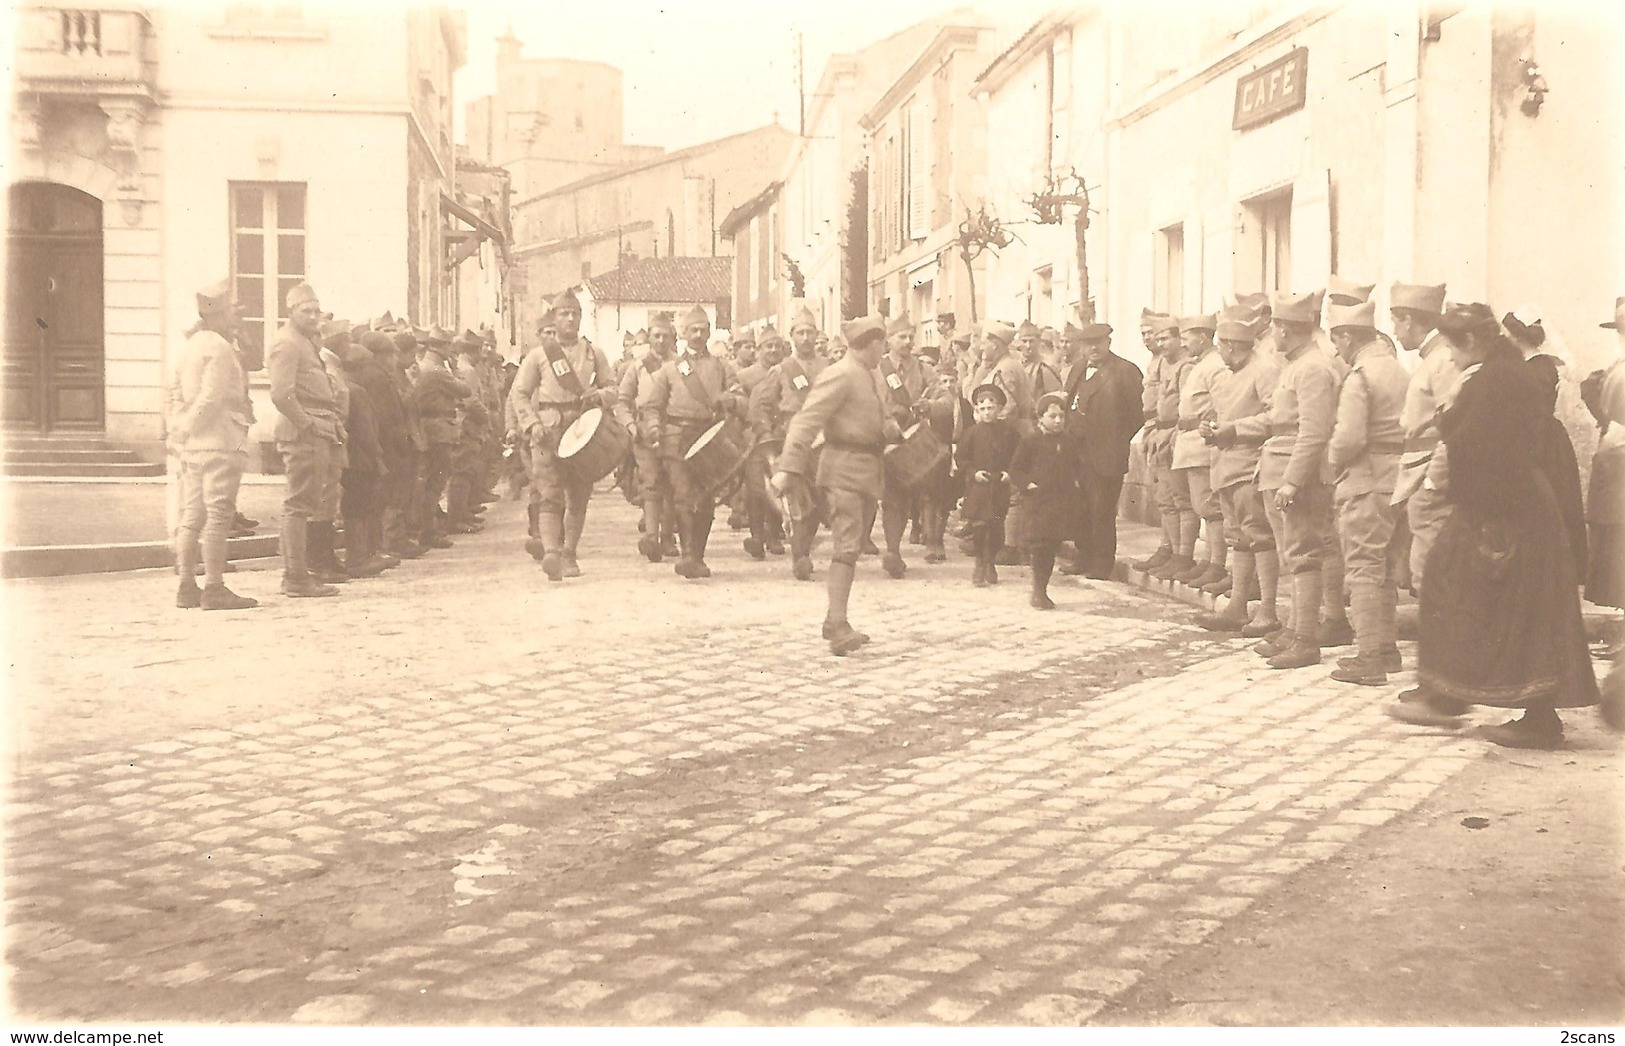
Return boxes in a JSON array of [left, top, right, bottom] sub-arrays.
[[797, 31, 806, 137]]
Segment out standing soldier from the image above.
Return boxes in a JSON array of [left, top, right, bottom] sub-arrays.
[[389, 326, 431, 555], [1147, 315, 1194, 579], [510, 289, 615, 580], [1252, 291, 1341, 670], [1171, 313, 1228, 588], [771, 304, 832, 579], [617, 312, 679, 562], [1324, 299, 1410, 685], [739, 326, 787, 559], [773, 316, 898, 654], [873, 314, 945, 578], [964, 322, 1035, 432], [413, 328, 468, 553], [1059, 321, 1143, 579], [267, 282, 342, 597], [641, 305, 746, 579], [1196, 313, 1282, 633], [310, 321, 353, 585], [1018, 320, 1063, 403], [169, 279, 259, 610], [1133, 310, 1175, 572]]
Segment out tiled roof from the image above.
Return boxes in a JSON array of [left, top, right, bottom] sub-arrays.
[[583, 256, 733, 304]]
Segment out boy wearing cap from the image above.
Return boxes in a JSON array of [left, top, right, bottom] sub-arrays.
[[957, 383, 1020, 586], [1011, 392, 1082, 608], [1059, 321, 1143, 579], [1170, 314, 1228, 588], [1324, 300, 1409, 685], [267, 282, 343, 597]]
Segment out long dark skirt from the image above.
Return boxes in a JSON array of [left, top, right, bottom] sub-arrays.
[[1418, 472, 1599, 709]]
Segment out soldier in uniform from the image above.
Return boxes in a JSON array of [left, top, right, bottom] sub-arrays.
[[1059, 322, 1143, 579], [724, 329, 759, 529], [447, 330, 490, 534], [641, 305, 746, 579], [1251, 291, 1342, 670], [387, 326, 430, 556], [1324, 299, 1410, 685], [963, 322, 1034, 432], [1196, 313, 1282, 634], [617, 311, 678, 561], [1018, 320, 1063, 403], [1170, 313, 1228, 588], [267, 282, 343, 597], [739, 326, 787, 559], [773, 316, 898, 654], [309, 320, 353, 585], [1146, 315, 1194, 580], [874, 314, 946, 578], [1132, 310, 1175, 572], [1389, 281, 1461, 603], [509, 289, 615, 580], [413, 328, 469, 553], [769, 304, 831, 580]]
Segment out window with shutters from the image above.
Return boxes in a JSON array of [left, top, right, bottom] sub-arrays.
[[932, 65, 953, 223], [907, 100, 929, 240], [230, 182, 306, 367], [1154, 222, 1184, 315]]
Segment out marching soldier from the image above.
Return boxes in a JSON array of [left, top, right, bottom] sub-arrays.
[[739, 326, 787, 559], [769, 304, 831, 579], [1170, 313, 1228, 588], [874, 314, 946, 578], [1324, 299, 1409, 685], [1196, 313, 1282, 634], [1251, 291, 1342, 670], [773, 316, 898, 655], [510, 289, 615, 580], [641, 305, 746, 578], [413, 327, 469, 553], [617, 311, 679, 562]]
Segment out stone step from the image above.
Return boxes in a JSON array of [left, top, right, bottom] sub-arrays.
[[4, 448, 146, 465], [1, 460, 166, 478], [2, 435, 131, 452]]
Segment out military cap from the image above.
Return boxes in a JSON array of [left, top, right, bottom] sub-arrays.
[[790, 304, 819, 331], [1178, 313, 1217, 334], [393, 329, 418, 353], [319, 319, 353, 345], [196, 278, 232, 314], [537, 309, 557, 329], [1390, 282, 1447, 316], [1326, 275, 1376, 305], [886, 314, 914, 337], [1270, 291, 1321, 326], [360, 330, 396, 355], [285, 281, 319, 310], [758, 325, 783, 344], [840, 315, 887, 350], [373, 310, 397, 331], [983, 321, 1017, 347], [680, 305, 709, 329], [1601, 296, 1625, 330], [649, 312, 676, 333], [733, 327, 756, 345], [1016, 320, 1041, 338], [950, 330, 972, 346], [1327, 300, 1377, 330], [970, 382, 1007, 408], [425, 325, 453, 347], [1435, 302, 1499, 340], [1147, 313, 1181, 334], [1216, 319, 1258, 343], [551, 288, 581, 312], [454, 328, 483, 351]]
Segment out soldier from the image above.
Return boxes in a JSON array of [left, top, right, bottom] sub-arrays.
[[169, 279, 258, 610], [773, 315, 898, 654], [1018, 320, 1063, 403], [1170, 313, 1228, 588], [617, 311, 679, 562], [1252, 291, 1342, 670], [1195, 313, 1282, 634], [1324, 299, 1410, 685], [964, 322, 1035, 432], [267, 282, 342, 597], [641, 305, 746, 578], [510, 289, 615, 580], [872, 314, 946, 578], [387, 326, 430, 556], [337, 334, 391, 578], [413, 328, 469, 553], [739, 326, 787, 559], [309, 320, 353, 585], [447, 330, 490, 534], [1146, 315, 1194, 580], [1389, 281, 1461, 601], [769, 304, 832, 579], [725, 329, 759, 529], [1132, 310, 1175, 573], [1059, 322, 1143, 579]]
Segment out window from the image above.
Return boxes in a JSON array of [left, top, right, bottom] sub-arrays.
[[1154, 222, 1184, 315], [230, 182, 306, 364], [1248, 190, 1292, 295]]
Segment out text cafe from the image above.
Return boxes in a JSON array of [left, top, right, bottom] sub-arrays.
[[1233, 47, 1309, 130]]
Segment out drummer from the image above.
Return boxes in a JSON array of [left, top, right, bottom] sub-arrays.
[[874, 314, 948, 579], [617, 311, 679, 562], [773, 315, 899, 655], [740, 326, 787, 560], [769, 304, 832, 580], [640, 304, 746, 579], [508, 288, 616, 581]]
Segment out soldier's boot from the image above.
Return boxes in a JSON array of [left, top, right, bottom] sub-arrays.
[[201, 583, 259, 611], [346, 519, 386, 578], [660, 496, 681, 559], [308, 521, 349, 584], [1195, 551, 1253, 632], [1133, 544, 1172, 573], [638, 498, 664, 562], [281, 514, 338, 598], [923, 504, 947, 563], [1168, 511, 1203, 582], [527, 502, 541, 540], [881, 499, 908, 578], [691, 509, 714, 578], [1268, 572, 1323, 669], [176, 535, 202, 608], [1188, 529, 1228, 587], [539, 512, 566, 581], [1241, 549, 1283, 637], [1320, 549, 1352, 645], [824, 560, 869, 655], [1331, 583, 1389, 685], [562, 506, 586, 578], [765, 515, 787, 556], [447, 476, 481, 532]]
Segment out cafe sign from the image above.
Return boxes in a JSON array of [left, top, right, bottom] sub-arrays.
[[1233, 47, 1309, 131]]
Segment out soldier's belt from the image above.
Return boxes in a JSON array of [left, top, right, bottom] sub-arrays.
[[534, 400, 581, 409], [1404, 435, 1439, 453], [667, 413, 713, 425], [824, 438, 884, 456]]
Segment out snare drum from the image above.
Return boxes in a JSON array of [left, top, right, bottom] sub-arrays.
[[883, 422, 949, 491], [682, 415, 752, 501], [556, 407, 632, 484]]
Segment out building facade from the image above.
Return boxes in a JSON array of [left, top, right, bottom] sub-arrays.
[[6, 2, 465, 461], [719, 181, 783, 334], [577, 256, 732, 361]]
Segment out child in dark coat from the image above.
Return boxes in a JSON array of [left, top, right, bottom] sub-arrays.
[[1011, 392, 1084, 609], [956, 383, 1020, 585]]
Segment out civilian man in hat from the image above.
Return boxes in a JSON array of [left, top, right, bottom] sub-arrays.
[[1388, 281, 1462, 601], [1252, 290, 1342, 670], [1146, 314, 1195, 580], [640, 305, 745, 578], [769, 304, 832, 579], [773, 315, 898, 654], [511, 288, 615, 580], [169, 279, 259, 609], [1196, 312, 1282, 634], [1059, 321, 1143, 579], [617, 311, 679, 561], [1324, 298, 1409, 686], [872, 313, 945, 578], [1017, 320, 1063, 403], [1170, 313, 1228, 588], [267, 282, 342, 597], [414, 327, 471, 552], [1133, 310, 1177, 573], [738, 326, 788, 560]]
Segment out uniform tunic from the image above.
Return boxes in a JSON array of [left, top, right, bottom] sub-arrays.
[[965, 352, 1035, 432], [1209, 350, 1280, 552], [1393, 329, 1465, 588], [268, 324, 342, 519], [1245, 339, 1340, 573], [1328, 337, 1409, 586], [510, 336, 613, 513], [639, 349, 744, 513], [779, 354, 889, 564]]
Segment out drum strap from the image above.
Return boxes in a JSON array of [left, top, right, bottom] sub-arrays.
[[877, 356, 914, 412], [642, 353, 663, 375], [674, 351, 717, 413], [539, 340, 588, 400]]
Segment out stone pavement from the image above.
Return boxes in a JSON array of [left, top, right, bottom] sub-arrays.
[[5, 499, 1493, 1025]]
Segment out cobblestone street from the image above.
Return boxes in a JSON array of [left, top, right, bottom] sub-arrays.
[[4, 499, 1618, 1025]]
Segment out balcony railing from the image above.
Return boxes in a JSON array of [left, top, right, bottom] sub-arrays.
[[15, 6, 156, 99]]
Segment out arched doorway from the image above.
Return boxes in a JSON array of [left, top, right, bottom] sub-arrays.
[[4, 182, 105, 433]]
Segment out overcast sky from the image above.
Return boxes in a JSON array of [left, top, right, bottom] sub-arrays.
[[452, 0, 1053, 149]]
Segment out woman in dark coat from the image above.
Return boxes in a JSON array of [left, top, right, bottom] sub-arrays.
[[1388, 304, 1599, 748], [1010, 392, 1084, 610]]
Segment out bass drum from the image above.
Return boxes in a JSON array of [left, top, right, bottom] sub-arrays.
[[683, 415, 752, 501], [556, 407, 632, 484], [883, 422, 949, 491]]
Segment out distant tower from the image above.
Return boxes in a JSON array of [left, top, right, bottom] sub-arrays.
[[496, 22, 522, 70]]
